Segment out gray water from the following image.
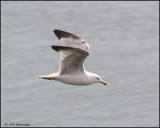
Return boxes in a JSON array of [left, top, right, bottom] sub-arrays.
[[1, 1, 159, 127]]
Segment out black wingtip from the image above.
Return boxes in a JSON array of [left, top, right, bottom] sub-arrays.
[[53, 29, 58, 35], [51, 45, 59, 52], [53, 29, 80, 41], [53, 29, 64, 32], [53, 29, 58, 32], [53, 29, 63, 40]]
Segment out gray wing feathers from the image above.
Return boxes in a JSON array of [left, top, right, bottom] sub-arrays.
[[53, 29, 90, 52], [51, 46, 89, 75]]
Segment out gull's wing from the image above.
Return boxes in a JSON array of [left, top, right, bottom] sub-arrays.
[[53, 29, 90, 52], [51, 45, 89, 75]]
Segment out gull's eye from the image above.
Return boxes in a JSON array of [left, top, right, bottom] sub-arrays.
[[97, 78, 100, 80]]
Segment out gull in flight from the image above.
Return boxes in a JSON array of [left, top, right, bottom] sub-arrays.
[[38, 29, 106, 86]]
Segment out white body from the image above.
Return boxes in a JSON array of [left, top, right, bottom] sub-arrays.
[[39, 71, 99, 85], [56, 72, 97, 85]]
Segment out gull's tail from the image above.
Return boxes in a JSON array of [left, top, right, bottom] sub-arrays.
[[38, 75, 55, 80], [38, 73, 58, 80]]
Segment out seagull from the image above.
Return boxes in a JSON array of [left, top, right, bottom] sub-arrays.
[[38, 29, 106, 86]]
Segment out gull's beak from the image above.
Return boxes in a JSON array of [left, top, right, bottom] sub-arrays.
[[100, 81, 107, 85]]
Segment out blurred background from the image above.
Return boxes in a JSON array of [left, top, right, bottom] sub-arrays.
[[1, 1, 159, 127]]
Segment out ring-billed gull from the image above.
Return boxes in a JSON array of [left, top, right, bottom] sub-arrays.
[[38, 29, 106, 86]]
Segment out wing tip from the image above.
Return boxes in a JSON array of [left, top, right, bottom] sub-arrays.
[[51, 45, 59, 52], [53, 29, 62, 40], [53, 29, 58, 33], [53, 29, 58, 34]]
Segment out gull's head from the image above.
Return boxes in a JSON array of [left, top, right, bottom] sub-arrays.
[[91, 73, 107, 86]]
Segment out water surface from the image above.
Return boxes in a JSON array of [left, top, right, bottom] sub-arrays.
[[1, 1, 159, 127]]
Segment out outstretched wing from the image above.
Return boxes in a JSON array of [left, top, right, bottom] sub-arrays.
[[51, 45, 89, 75], [53, 29, 90, 52]]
